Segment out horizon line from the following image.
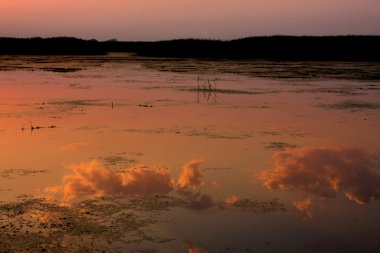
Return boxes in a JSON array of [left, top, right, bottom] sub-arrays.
[[1, 34, 380, 43]]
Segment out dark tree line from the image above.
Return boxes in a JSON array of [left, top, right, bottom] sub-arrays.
[[1, 36, 379, 61], [0, 37, 106, 55]]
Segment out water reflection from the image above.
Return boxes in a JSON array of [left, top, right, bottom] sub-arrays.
[[177, 160, 203, 189], [259, 146, 380, 205], [1, 56, 380, 252], [293, 198, 313, 219], [46, 160, 176, 202], [61, 142, 89, 151], [44, 159, 287, 214], [184, 240, 209, 253], [46, 159, 215, 207], [178, 190, 214, 210]]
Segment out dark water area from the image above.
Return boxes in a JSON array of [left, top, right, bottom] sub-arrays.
[[0, 54, 379, 252]]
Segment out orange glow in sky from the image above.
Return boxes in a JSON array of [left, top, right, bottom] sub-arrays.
[[0, 0, 379, 40]]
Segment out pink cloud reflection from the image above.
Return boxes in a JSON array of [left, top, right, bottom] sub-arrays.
[[259, 146, 380, 204], [47, 160, 174, 202], [45, 159, 209, 204]]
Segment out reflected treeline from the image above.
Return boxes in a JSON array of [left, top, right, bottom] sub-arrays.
[[1, 36, 380, 61]]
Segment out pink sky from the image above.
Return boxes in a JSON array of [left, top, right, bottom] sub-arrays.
[[1, 0, 379, 41]]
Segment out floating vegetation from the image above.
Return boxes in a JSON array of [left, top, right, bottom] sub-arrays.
[[31, 99, 114, 119], [321, 100, 380, 110], [129, 249, 158, 253], [203, 167, 232, 171], [1, 169, 49, 179], [48, 99, 108, 107], [182, 87, 261, 95], [219, 248, 254, 253], [123, 195, 187, 212], [139, 76, 272, 96], [75, 124, 109, 131], [293, 86, 362, 96], [230, 198, 287, 214], [97, 155, 137, 168], [39, 67, 82, 73], [68, 83, 92, 89], [259, 129, 306, 138], [140, 85, 175, 90], [138, 104, 153, 108], [0, 194, 287, 252], [0, 196, 176, 252], [120, 127, 253, 140], [259, 131, 281, 136], [185, 129, 253, 140], [121, 128, 165, 135], [22, 124, 56, 132], [265, 141, 299, 151], [228, 104, 272, 109]]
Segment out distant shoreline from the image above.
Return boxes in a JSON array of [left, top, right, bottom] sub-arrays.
[[1, 36, 380, 61]]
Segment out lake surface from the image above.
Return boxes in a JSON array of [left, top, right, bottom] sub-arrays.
[[0, 54, 380, 252]]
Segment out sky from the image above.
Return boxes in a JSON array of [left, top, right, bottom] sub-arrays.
[[1, 0, 380, 41]]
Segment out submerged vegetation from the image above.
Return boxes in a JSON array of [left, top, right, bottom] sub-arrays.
[[1, 36, 380, 61]]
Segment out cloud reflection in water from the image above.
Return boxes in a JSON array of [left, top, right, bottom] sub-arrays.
[[184, 240, 209, 253], [46, 160, 176, 202], [46, 160, 208, 204], [293, 198, 313, 219], [178, 160, 203, 189], [259, 146, 380, 205]]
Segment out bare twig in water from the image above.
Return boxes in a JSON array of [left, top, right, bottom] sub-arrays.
[[22, 122, 57, 132], [195, 76, 218, 103]]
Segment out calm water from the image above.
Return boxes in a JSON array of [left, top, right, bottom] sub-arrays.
[[1, 54, 380, 252]]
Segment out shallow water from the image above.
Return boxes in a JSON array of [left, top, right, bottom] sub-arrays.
[[1, 54, 380, 252]]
